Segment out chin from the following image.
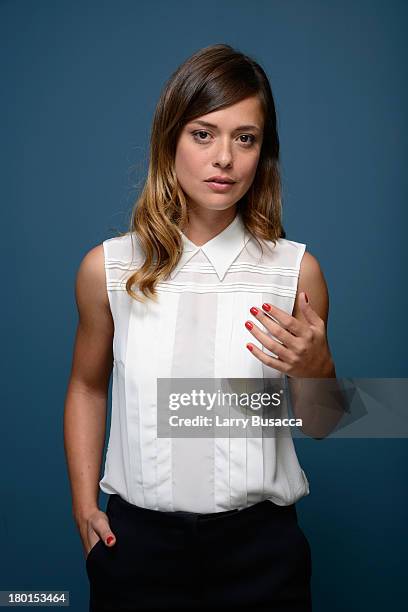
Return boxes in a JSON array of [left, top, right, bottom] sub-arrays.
[[188, 199, 233, 211], [204, 202, 236, 212]]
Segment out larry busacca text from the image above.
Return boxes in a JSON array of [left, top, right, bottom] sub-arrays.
[[168, 414, 303, 428]]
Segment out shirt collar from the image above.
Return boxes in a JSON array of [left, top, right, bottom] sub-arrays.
[[170, 212, 251, 282]]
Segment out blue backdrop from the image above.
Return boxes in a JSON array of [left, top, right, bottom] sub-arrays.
[[1, 0, 407, 610]]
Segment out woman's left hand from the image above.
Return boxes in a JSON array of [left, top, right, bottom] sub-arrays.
[[245, 292, 335, 378]]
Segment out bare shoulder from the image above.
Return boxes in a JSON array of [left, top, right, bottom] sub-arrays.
[[299, 250, 324, 281], [75, 243, 110, 316], [70, 243, 113, 390], [294, 249, 330, 327]]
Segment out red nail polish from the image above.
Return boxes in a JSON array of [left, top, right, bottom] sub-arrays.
[[245, 321, 253, 330], [250, 307, 258, 316], [304, 292, 308, 303], [246, 344, 253, 351], [106, 536, 114, 545], [262, 303, 271, 311]]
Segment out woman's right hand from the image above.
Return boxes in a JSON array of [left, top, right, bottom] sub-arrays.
[[78, 508, 116, 560]]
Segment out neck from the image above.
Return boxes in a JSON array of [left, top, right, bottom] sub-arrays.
[[182, 206, 238, 247]]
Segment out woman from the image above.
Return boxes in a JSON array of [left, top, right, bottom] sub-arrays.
[[64, 43, 336, 611]]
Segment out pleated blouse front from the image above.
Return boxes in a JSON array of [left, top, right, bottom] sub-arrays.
[[99, 212, 310, 512]]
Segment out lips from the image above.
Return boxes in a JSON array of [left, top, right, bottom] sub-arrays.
[[205, 180, 235, 193], [205, 176, 236, 184]]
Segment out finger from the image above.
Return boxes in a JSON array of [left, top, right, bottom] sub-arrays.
[[259, 302, 306, 336], [246, 342, 289, 374], [245, 319, 294, 360], [94, 518, 116, 547], [298, 291, 324, 327], [248, 307, 298, 350]]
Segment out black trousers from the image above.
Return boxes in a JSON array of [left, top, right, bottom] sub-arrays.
[[86, 494, 312, 611]]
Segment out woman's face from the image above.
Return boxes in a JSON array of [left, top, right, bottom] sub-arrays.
[[174, 95, 264, 213]]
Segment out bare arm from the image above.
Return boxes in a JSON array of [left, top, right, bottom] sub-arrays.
[[288, 251, 345, 438], [63, 243, 115, 552]]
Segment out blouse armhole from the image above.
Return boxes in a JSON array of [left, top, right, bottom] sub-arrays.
[[102, 239, 114, 317], [291, 242, 307, 316], [295, 243, 307, 273]]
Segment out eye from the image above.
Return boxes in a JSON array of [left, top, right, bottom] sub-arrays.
[[192, 130, 211, 143], [239, 134, 256, 146]]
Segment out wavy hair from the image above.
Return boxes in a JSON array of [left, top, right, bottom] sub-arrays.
[[122, 43, 286, 303]]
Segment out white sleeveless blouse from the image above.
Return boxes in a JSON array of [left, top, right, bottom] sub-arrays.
[[99, 212, 310, 512]]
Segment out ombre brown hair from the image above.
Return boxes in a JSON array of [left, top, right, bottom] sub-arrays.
[[122, 43, 286, 303]]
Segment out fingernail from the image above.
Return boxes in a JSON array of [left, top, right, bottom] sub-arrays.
[[245, 321, 253, 330], [250, 307, 258, 316], [246, 344, 253, 352], [106, 536, 114, 545], [304, 292, 308, 303], [262, 303, 271, 311]]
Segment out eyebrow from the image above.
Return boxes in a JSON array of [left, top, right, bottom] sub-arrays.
[[189, 120, 261, 132]]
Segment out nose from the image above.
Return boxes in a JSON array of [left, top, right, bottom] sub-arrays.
[[213, 137, 233, 168]]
